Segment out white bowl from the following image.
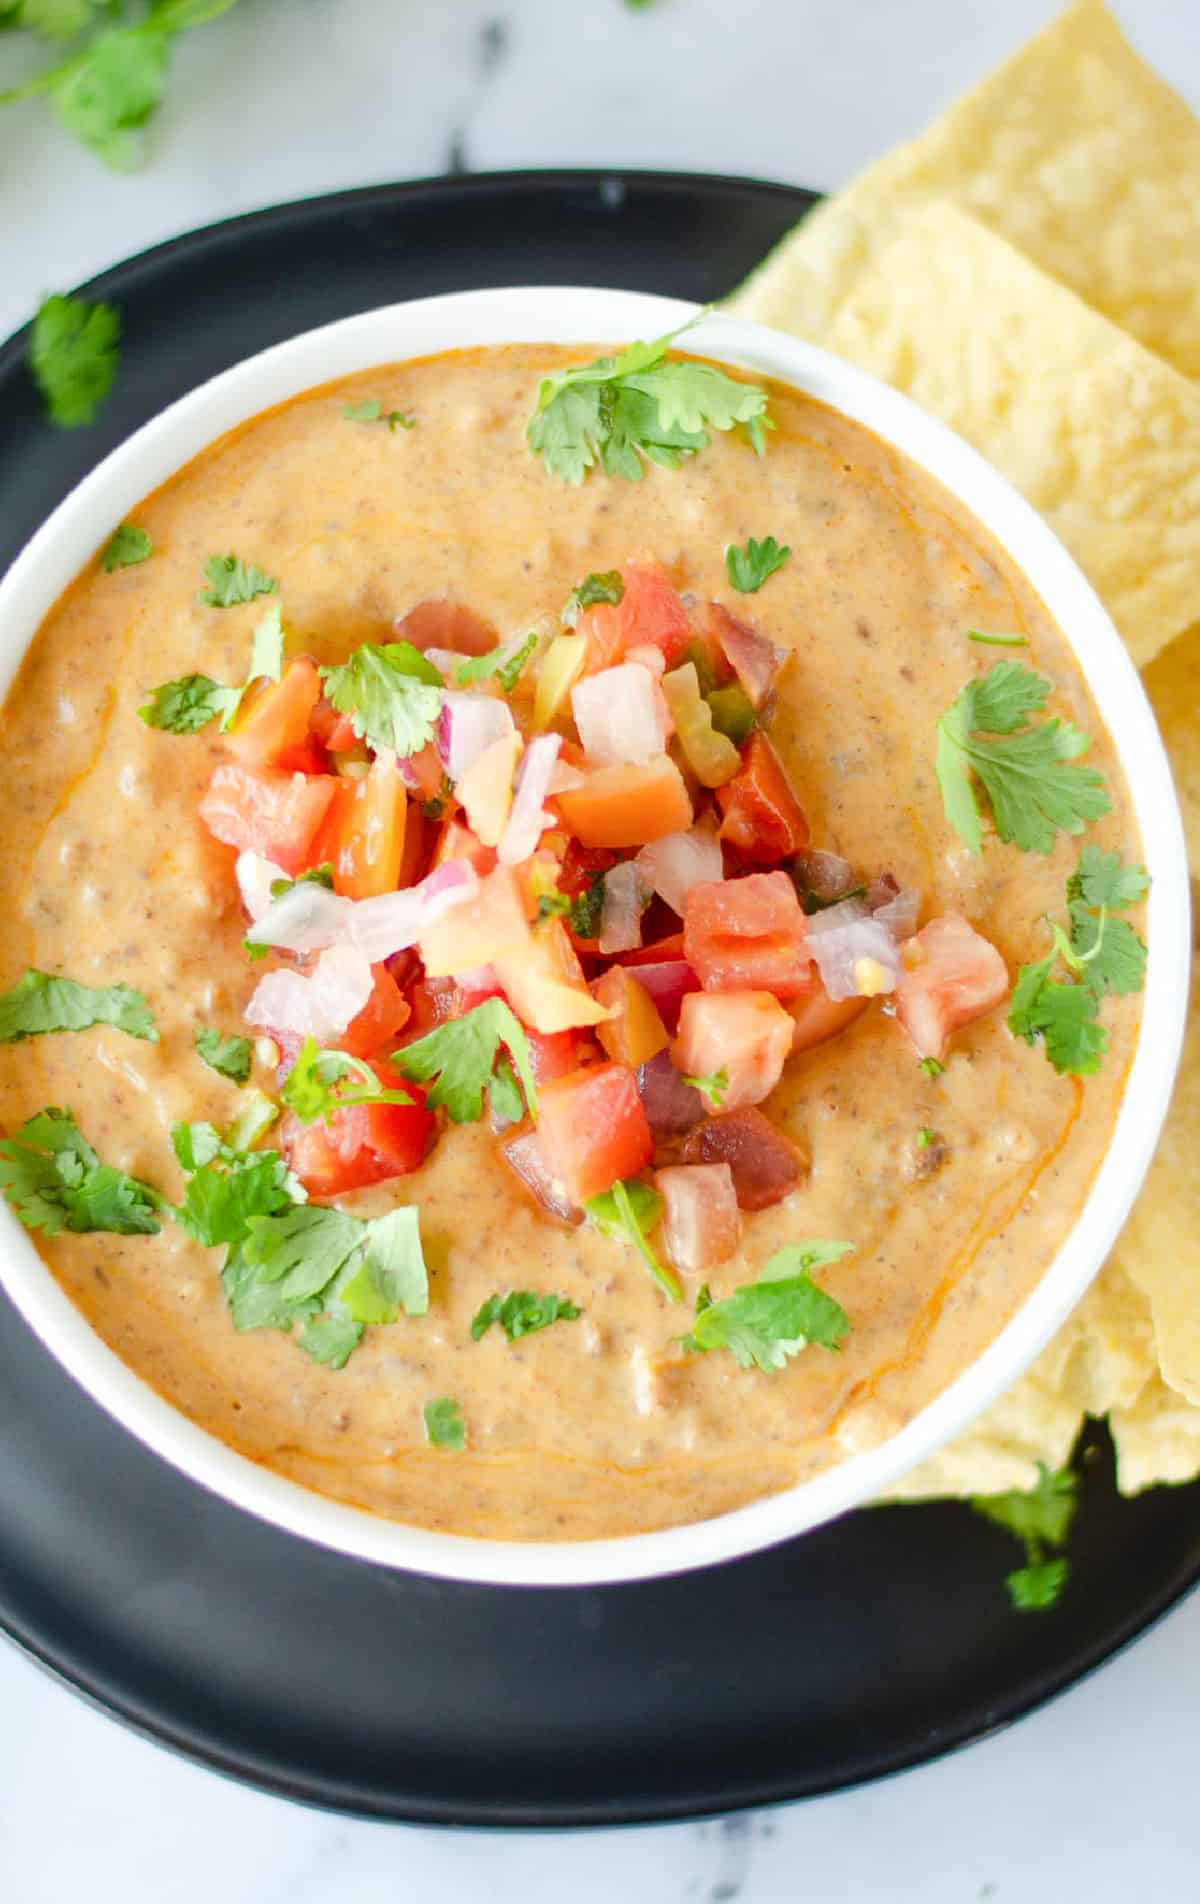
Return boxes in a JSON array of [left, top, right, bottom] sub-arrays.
[[0, 287, 1189, 1587]]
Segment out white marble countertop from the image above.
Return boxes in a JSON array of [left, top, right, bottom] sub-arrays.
[[2, 1, 1198, 1897]]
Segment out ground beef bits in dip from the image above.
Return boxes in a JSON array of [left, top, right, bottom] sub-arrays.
[[0, 344, 1142, 1541]]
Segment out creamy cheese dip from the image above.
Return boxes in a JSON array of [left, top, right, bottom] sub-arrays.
[[0, 346, 1141, 1540]]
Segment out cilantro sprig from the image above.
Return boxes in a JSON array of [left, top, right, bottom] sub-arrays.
[[320, 640, 443, 757], [1008, 848, 1148, 1076], [454, 629, 538, 692], [970, 1462, 1078, 1611], [29, 291, 119, 427], [935, 663, 1110, 855], [140, 599, 283, 733], [725, 534, 790, 593], [562, 571, 624, 626], [280, 1037, 413, 1125], [682, 1241, 853, 1371], [393, 998, 537, 1125], [680, 1066, 728, 1110], [0, 969, 156, 1043], [471, 1290, 581, 1342], [584, 1178, 680, 1302], [0, 1107, 162, 1236], [197, 553, 278, 609], [342, 398, 416, 431], [424, 1396, 466, 1449], [101, 523, 152, 571], [194, 1027, 252, 1083], [527, 318, 771, 485]]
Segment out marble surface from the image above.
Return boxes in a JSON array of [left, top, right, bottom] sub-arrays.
[[2, 1, 1199, 1896]]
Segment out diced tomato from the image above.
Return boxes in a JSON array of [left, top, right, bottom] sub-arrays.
[[682, 1105, 808, 1210], [620, 957, 699, 1034], [895, 913, 1009, 1061], [309, 696, 359, 753], [591, 967, 669, 1068], [716, 734, 810, 863], [396, 599, 498, 657], [616, 931, 686, 965], [401, 972, 459, 1041], [433, 817, 497, 878], [554, 755, 693, 849], [656, 1163, 741, 1275], [396, 805, 429, 890], [526, 1026, 600, 1083], [225, 658, 322, 772], [787, 982, 869, 1054], [577, 564, 692, 673], [536, 1063, 653, 1205], [496, 918, 610, 1034], [684, 872, 813, 998], [671, 990, 794, 1110], [199, 762, 338, 875], [310, 757, 408, 899], [404, 742, 448, 805], [338, 964, 412, 1059], [279, 1066, 434, 1197]]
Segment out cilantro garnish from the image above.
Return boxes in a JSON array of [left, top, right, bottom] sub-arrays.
[[29, 291, 119, 427], [916, 1126, 941, 1149], [562, 571, 624, 626], [454, 629, 538, 692], [224, 1088, 279, 1152], [919, 1056, 944, 1079], [101, 523, 152, 571], [568, 872, 604, 940], [0, 1107, 161, 1236], [966, 630, 1027, 648], [970, 1462, 1077, 1612], [725, 534, 790, 593], [197, 553, 278, 609], [527, 318, 772, 485], [320, 640, 442, 757], [681, 1066, 728, 1110], [269, 864, 335, 900], [470, 1290, 581, 1342], [0, 969, 156, 1043], [342, 398, 415, 430], [140, 598, 284, 733], [935, 663, 1110, 855], [194, 1027, 252, 1084], [1008, 851, 1148, 1075], [171, 1122, 298, 1250], [682, 1241, 853, 1371], [393, 998, 537, 1125], [280, 1037, 413, 1125], [536, 891, 571, 922], [584, 1178, 680, 1303], [424, 1396, 466, 1449]]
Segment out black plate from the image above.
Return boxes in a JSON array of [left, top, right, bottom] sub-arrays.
[[0, 171, 1197, 1827]]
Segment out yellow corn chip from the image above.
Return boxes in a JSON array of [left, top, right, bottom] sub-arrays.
[[1111, 1377, 1200, 1494], [1143, 625, 1200, 879], [816, 202, 1200, 668], [730, 0, 1200, 380]]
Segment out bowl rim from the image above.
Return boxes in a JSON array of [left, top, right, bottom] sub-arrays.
[[0, 284, 1189, 1588]]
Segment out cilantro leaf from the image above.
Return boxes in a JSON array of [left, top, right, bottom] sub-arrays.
[[527, 320, 771, 485], [241, 1204, 362, 1304], [0, 968, 156, 1043], [1009, 851, 1147, 1074], [270, 864, 334, 900], [919, 1057, 944, 1080], [48, 20, 170, 169], [224, 1088, 279, 1152], [1007, 954, 1108, 1076], [0, 1107, 161, 1236], [970, 1463, 1077, 1612], [454, 629, 538, 692], [337, 1207, 429, 1323], [562, 571, 624, 627], [1068, 903, 1147, 1000], [279, 1036, 413, 1125], [1006, 1558, 1069, 1610], [320, 641, 443, 757], [568, 872, 604, 940], [141, 598, 283, 734], [965, 630, 1027, 648], [197, 553, 278, 608], [1066, 844, 1150, 911], [680, 1066, 727, 1110], [101, 523, 152, 571], [172, 1126, 297, 1249], [470, 1290, 581, 1342], [682, 1241, 854, 1371], [423, 1396, 466, 1449], [29, 292, 119, 427], [393, 998, 537, 1125], [725, 534, 790, 593], [536, 891, 571, 922], [194, 1027, 252, 1083], [584, 1177, 680, 1302], [297, 1312, 363, 1369], [342, 398, 415, 430], [936, 663, 1110, 854]]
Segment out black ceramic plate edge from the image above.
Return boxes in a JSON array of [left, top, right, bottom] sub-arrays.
[[0, 170, 1197, 1829]]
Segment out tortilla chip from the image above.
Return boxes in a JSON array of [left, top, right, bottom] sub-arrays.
[[812, 203, 1200, 668], [1142, 625, 1200, 879], [729, 0, 1200, 380], [1111, 1376, 1200, 1494], [1107, 959, 1200, 1404]]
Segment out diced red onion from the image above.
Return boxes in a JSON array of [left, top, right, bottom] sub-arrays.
[[624, 642, 666, 677], [244, 880, 352, 955], [571, 663, 672, 768], [498, 733, 561, 866], [806, 898, 900, 1000], [710, 603, 786, 707], [636, 823, 724, 919], [421, 647, 462, 684], [872, 886, 920, 942], [656, 1163, 741, 1274], [598, 859, 649, 955], [502, 1129, 581, 1225], [246, 943, 374, 1043], [436, 692, 515, 783], [235, 850, 291, 924], [629, 958, 700, 1033], [794, 848, 857, 904], [346, 860, 479, 964], [636, 1051, 705, 1134]]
